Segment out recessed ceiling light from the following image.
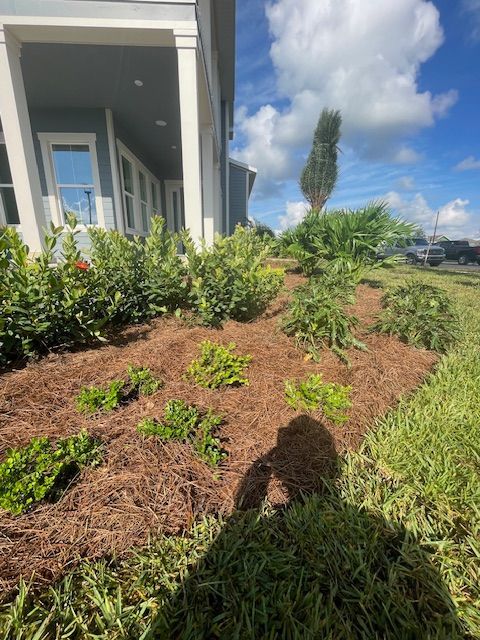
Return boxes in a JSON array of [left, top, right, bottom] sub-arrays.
[[155, 120, 167, 127], [134, 80, 143, 87]]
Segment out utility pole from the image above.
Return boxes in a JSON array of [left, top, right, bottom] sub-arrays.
[[424, 210, 440, 267]]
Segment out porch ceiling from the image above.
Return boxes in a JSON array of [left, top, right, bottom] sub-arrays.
[[21, 43, 183, 179]]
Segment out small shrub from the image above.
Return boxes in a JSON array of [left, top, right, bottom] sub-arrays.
[[76, 380, 125, 414], [185, 341, 252, 389], [184, 226, 284, 326], [373, 280, 459, 352], [127, 365, 163, 396], [285, 374, 352, 424], [0, 431, 102, 515], [137, 400, 225, 467], [283, 202, 416, 278], [282, 280, 365, 362]]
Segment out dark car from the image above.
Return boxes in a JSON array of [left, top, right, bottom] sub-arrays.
[[437, 240, 480, 265]]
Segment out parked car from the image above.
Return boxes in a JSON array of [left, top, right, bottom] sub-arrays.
[[436, 240, 480, 265], [377, 237, 446, 266]]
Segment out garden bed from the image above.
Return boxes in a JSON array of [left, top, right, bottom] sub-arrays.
[[0, 276, 437, 594]]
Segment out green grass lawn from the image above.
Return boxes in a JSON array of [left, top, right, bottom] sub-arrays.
[[1, 266, 479, 639]]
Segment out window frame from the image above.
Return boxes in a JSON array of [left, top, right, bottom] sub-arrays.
[[37, 132, 106, 229], [0, 133, 21, 228], [116, 139, 162, 237]]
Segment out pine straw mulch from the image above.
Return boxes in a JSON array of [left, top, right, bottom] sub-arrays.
[[0, 276, 437, 594]]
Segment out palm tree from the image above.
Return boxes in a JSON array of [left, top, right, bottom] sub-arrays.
[[300, 108, 342, 211]]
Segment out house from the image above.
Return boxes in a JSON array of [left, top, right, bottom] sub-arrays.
[[0, 0, 255, 253]]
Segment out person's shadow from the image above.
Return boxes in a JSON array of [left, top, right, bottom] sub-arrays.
[[150, 416, 463, 639]]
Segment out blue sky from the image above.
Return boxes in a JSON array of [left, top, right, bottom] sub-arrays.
[[233, 0, 480, 238]]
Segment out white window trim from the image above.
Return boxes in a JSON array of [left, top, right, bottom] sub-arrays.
[[116, 139, 162, 237], [165, 179, 184, 232], [0, 133, 21, 229], [37, 132, 106, 230]]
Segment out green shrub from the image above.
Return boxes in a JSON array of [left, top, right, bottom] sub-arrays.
[[127, 365, 163, 396], [185, 341, 252, 389], [137, 400, 225, 467], [373, 280, 460, 352], [184, 226, 284, 326], [284, 201, 415, 278], [282, 279, 365, 361], [88, 216, 188, 325], [0, 431, 102, 515], [285, 374, 352, 424], [0, 216, 188, 365], [75, 380, 125, 414], [0, 222, 114, 365]]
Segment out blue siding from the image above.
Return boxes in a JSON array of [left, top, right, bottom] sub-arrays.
[[30, 108, 117, 252], [229, 164, 248, 229]]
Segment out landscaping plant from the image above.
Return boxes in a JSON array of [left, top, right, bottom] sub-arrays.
[[285, 374, 352, 424], [0, 216, 188, 364], [300, 108, 342, 211], [0, 222, 114, 365], [126, 365, 163, 396], [75, 380, 125, 414], [137, 400, 225, 467], [373, 280, 460, 352], [88, 215, 188, 324], [285, 201, 416, 278], [185, 340, 252, 389], [0, 431, 102, 515], [282, 279, 365, 362], [184, 225, 284, 326]]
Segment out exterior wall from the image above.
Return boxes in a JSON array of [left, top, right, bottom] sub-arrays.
[[30, 107, 116, 251], [229, 163, 248, 229]]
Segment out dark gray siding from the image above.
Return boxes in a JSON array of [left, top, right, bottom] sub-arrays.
[[229, 163, 247, 229], [30, 107, 116, 251]]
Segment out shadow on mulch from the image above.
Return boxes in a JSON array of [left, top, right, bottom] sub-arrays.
[[0, 276, 437, 595]]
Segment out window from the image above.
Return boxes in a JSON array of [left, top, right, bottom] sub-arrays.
[[51, 144, 97, 225], [38, 133, 105, 228], [0, 136, 20, 225], [117, 140, 162, 235]]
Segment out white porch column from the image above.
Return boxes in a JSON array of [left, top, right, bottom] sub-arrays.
[[201, 126, 215, 245], [175, 30, 204, 244], [0, 28, 45, 253]]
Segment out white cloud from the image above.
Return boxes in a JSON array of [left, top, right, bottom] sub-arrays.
[[278, 200, 309, 230], [463, 0, 480, 40], [392, 147, 424, 165], [385, 191, 474, 236], [454, 155, 480, 171], [396, 176, 416, 190], [235, 0, 457, 193]]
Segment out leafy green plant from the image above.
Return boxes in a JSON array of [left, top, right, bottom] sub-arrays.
[[282, 279, 365, 362], [185, 341, 252, 389], [373, 280, 459, 352], [184, 226, 284, 326], [127, 365, 163, 396], [301, 108, 342, 211], [75, 380, 125, 414], [0, 431, 102, 515], [285, 374, 352, 424], [284, 201, 416, 278], [137, 400, 225, 467], [0, 216, 188, 365]]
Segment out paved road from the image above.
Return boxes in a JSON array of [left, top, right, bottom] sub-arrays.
[[434, 261, 480, 274]]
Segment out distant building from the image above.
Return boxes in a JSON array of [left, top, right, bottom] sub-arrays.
[[428, 235, 450, 243]]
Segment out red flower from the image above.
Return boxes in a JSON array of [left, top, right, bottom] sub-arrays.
[[75, 260, 90, 271]]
